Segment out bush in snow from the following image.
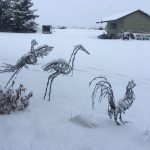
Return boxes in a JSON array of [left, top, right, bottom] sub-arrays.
[[89, 77, 136, 125], [97, 33, 116, 39], [57, 26, 67, 29], [0, 81, 33, 114], [97, 33, 108, 39]]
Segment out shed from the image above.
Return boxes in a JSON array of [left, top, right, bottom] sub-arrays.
[[97, 10, 150, 38], [42, 25, 52, 34]]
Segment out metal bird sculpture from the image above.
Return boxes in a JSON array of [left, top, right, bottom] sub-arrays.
[[0, 39, 53, 88], [43, 45, 90, 101], [89, 77, 136, 125]]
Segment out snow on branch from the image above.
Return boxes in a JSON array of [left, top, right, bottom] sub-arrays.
[[0, 81, 33, 114]]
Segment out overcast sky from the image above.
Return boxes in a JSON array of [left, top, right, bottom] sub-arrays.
[[32, 0, 150, 27]]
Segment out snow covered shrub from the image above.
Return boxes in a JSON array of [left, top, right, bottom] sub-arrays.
[[97, 33, 108, 39], [98, 33, 117, 39], [0, 81, 33, 114], [97, 26, 104, 30], [89, 77, 136, 125], [58, 26, 67, 29]]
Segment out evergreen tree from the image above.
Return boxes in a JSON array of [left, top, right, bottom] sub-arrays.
[[12, 0, 39, 32], [0, 0, 13, 31], [0, 0, 39, 32]]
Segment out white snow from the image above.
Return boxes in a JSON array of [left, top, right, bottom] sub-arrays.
[[0, 29, 150, 150], [102, 9, 150, 22]]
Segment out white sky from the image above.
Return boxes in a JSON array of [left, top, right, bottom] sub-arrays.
[[32, 0, 150, 27]]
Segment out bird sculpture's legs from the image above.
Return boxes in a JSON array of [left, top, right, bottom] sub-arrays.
[[114, 112, 120, 125], [44, 75, 51, 99], [119, 112, 129, 124], [5, 67, 22, 88], [44, 72, 60, 101], [48, 72, 59, 101], [119, 113, 123, 123]]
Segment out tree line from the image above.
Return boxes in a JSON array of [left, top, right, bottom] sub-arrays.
[[0, 0, 38, 33]]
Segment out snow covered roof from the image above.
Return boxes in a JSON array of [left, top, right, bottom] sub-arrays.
[[98, 10, 150, 23]]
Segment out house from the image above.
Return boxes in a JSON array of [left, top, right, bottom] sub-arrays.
[[97, 10, 150, 38]]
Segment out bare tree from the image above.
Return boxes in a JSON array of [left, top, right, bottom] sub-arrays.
[[43, 45, 90, 101], [89, 77, 136, 125]]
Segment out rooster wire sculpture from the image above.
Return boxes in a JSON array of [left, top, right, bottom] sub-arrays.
[[43, 45, 90, 101], [89, 77, 136, 125], [0, 39, 53, 88]]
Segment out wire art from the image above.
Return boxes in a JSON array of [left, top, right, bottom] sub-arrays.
[[43, 45, 90, 101], [0, 39, 53, 88], [89, 77, 136, 125]]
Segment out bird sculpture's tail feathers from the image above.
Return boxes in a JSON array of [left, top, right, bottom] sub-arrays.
[[89, 76, 115, 111], [0, 63, 17, 73]]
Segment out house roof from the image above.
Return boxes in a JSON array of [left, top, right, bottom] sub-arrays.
[[97, 10, 150, 24]]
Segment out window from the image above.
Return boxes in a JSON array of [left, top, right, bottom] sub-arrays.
[[110, 23, 117, 29]]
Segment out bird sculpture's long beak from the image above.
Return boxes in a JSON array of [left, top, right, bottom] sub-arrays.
[[83, 48, 90, 55], [80, 46, 90, 55], [74, 45, 90, 55], [85, 50, 90, 55]]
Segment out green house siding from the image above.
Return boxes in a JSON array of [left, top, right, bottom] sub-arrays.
[[123, 12, 150, 33], [107, 11, 150, 37], [107, 19, 124, 36]]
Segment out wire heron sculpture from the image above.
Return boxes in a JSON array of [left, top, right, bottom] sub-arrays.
[[0, 39, 53, 88], [89, 77, 136, 125], [43, 45, 90, 101]]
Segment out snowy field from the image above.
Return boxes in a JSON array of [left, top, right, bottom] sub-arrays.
[[0, 29, 150, 150]]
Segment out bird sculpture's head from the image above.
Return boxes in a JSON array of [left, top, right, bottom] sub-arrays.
[[128, 80, 136, 89], [74, 45, 90, 55], [31, 39, 38, 46]]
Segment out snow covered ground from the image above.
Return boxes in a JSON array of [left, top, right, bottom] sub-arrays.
[[0, 29, 150, 150]]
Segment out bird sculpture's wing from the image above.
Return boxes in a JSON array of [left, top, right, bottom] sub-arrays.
[[42, 59, 68, 72], [34, 45, 53, 58]]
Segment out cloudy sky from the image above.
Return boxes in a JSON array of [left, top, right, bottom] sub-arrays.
[[32, 0, 150, 27]]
